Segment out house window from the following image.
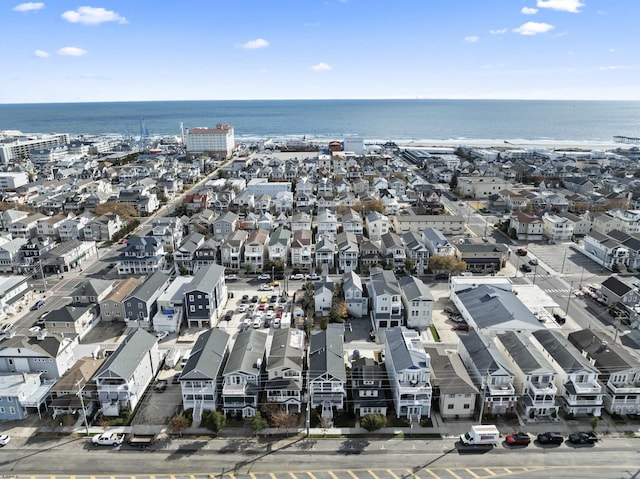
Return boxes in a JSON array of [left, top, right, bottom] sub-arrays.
[[9, 407, 16, 415], [463, 404, 470, 409], [190, 306, 195, 312], [447, 404, 454, 410], [0, 407, 4, 413]]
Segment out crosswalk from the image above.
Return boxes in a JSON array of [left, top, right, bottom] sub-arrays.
[[541, 288, 571, 295], [9, 468, 546, 479]]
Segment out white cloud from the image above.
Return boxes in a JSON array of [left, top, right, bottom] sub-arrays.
[[12, 2, 44, 12], [310, 62, 332, 72], [238, 38, 269, 49], [521, 7, 538, 14], [32, 49, 49, 58], [536, 0, 584, 13], [464, 36, 479, 43], [513, 21, 554, 35], [598, 65, 627, 71], [57, 46, 87, 56], [489, 28, 508, 35], [61, 6, 128, 25]]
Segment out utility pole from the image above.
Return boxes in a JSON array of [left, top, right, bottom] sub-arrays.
[[76, 380, 90, 435], [478, 373, 488, 424], [565, 281, 574, 316]]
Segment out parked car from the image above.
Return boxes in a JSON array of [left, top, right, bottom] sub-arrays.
[[444, 305, 458, 315], [0, 323, 13, 334], [290, 273, 304, 280], [269, 280, 280, 287], [272, 317, 281, 328], [238, 304, 247, 313], [251, 295, 259, 303], [529, 258, 539, 266], [553, 312, 566, 325], [520, 264, 533, 272], [225, 274, 238, 281], [270, 295, 278, 303], [259, 284, 274, 291], [537, 432, 564, 445], [172, 373, 181, 384], [155, 331, 169, 340], [516, 248, 528, 256], [30, 299, 45, 311], [153, 379, 168, 392], [453, 322, 469, 331], [224, 310, 234, 321], [258, 273, 271, 280], [274, 272, 285, 280], [253, 317, 262, 329], [241, 294, 249, 303], [505, 432, 531, 446], [0, 434, 10, 446], [568, 432, 598, 445], [28, 326, 41, 334]]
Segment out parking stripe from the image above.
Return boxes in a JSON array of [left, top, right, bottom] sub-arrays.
[[483, 469, 496, 476], [328, 472, 340, 479], [307, 473, 318, 479], [386, 471, 401, 479], [367, 471, 380, 479], [289, 473, 299, 479], [445, 470, 462, 479], [464, 470, 480, 478], [347, 471, 359, 479], [423, 470, 442, 479], [270, 474, 278, 479]]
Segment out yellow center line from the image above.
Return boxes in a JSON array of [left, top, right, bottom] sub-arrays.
[[446, 470, 462, 479], [368, 470, 380, 479], [347, 471, 360, 479], [465, 469, 481, 478], [483, 468, 497, 476]]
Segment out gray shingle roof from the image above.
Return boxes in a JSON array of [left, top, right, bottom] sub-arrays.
[[497, 331, 553, 375], [399, 275, 434, 302], [95, 329, 156, 380], [426, 346, 478, 395], [309, 328, 346, 382], [568, 329, 637, 380], [531, 329, 598, 374], [186, 262, 225, 295], [223, 329, 267, 375], [128, 270, 169, 302], [386, 327, 429, 373], [459, 330, 514, 376], [181, 329, 230, 380]]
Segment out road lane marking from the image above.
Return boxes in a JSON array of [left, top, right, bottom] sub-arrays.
[[288, 473, 299, 479], [307, 473, 318, 479], [423, 470, 442, 479], [250, 473, 258, 479], [328, 472, 340, 479], [347, 471, 360, 479], [386, 471, 401, 479], [464, 469, 480, 478], [445, 470, 462, 479], [483, 469, 496, 476], [269, 473, 278, 479], [367, 471, 380, 479]]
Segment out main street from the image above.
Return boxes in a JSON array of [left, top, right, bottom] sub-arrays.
[[0, 436, 638, 479]]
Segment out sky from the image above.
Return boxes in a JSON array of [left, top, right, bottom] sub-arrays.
[[1, 0, 639, 103]]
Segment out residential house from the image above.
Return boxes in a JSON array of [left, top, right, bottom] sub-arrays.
[[36, 214, 67, 240], [243, 229, 269, 272], [152, 276, 190, 333], [542, 212, 574, 242], [213, 211, 238, 242], [360, 239, 381, 271], [94, 329, 161, 416], [456, 176, 510, 198], [308, 327, 347, 420], [71, 279, 113, 305], [0, 209, 28, 231], [599, 276, 640, 307], [118, 236, 166, 275], [0, 334, 75, 380], [291, 212, 312, 232], [173, 232, 206, 274], [422, 227, 456, 257], [558, 212, 591, 237], [40, 239, 97, 274], [192, 239, 219, 272], [336, 232, 359, 273], [495, 331, 559, 419], [268, 227, 291, 264], [220, 230, 248, 270], [123, 271, 170, 329], [385, 327, 432, 419], [100, 277, 144, 323], [568, 329, 640, 415], [314, 278, 335, 317], [10, 213, 46, 239], [368, 267, 403, 339], [583, 231, 630, 271], [343, 270, 368, 319], [425, 345, 478, 420], [41, 303, 98, 340], [290, 229, 313, 272], [402, 231, 429, 275], [49, 357, 105, 419], [351, 357, 388, 417], [399, 275, 434, 331], [365, 211, 390, 242], [183, 263, 227, 329], [341, 208, 364, 235], [458, 330, 518, 416], [315, 236, 335, 274], [509, 211, 544, 241], [265, 328, 305, 413], [381, 231, 406, 271], [317, 209, 338, 239], [179, 328, 230, 422], [149, 216, 183, 251], [221, 329, 267, 418], [0, 237, 27, 273], [0, 373, 51, 421], [393, 214, 465, 236], [82, 214, 123, 242], [530, 329, 603, 417]]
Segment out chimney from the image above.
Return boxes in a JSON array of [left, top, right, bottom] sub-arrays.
[[22, 372, 28, 383]]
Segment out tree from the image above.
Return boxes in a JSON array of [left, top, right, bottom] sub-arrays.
[[93, 201, 137, 222], [363, 199, 385, 214], [270, 410, 299, 436], [404, 258, 416, 274], [169, 414, 190, 436], [201, 411, 226, 435], [360, 413, 387, 432], [428, 254, 467, 275], [251, 411, 269, 435], [449, 172, 459, 191], [590, 416, 600, 432]]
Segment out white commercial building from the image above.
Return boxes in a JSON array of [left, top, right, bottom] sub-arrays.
[[0, 172, 29, 191], [0, 132, 70, 163], [185, 124, 234, 159]]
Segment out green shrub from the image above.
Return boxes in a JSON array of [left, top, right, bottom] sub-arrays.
[[430, 324, 440, 342], [360, 414, 387, 432]]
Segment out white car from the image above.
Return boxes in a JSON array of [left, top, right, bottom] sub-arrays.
[[259, 284, 274, 291], [238, 304, 247, 313], [28, 326, 41, 334], [0, 434, 10, 446], [290, 273, 304, 280], [272, 318, 281, 329], [155, 331, 169, 341], [258, 273, 271, 280], [265, 310, 274, 320]]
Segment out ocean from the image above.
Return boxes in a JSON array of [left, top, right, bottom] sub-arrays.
[[1, 99, 640, 144]]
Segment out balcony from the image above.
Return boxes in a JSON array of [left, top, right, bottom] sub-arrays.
[[607, 381, 640, 395], [529, 381, 558, 396], [488, 383, 516, 397]]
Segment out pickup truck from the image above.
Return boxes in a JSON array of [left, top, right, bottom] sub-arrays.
[[92, 432, 124, 446]]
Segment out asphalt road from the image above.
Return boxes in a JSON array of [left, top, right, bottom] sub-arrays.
[[0, 436, 638, 478]]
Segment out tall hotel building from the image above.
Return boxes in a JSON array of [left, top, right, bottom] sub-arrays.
[[185, 123, 234, 159], [0, 132, 70, 163]]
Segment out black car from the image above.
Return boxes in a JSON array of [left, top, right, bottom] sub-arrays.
[[537, 432, 564, 445], [30, 299, 45, 311], [224, 310, 234, 321], [520, 264, 533, 273], [568, 432, 598, 445], [153, 380, 168, 392], [241, 294, 249, 303], [172, 373, 181, 384], [251, 295, 259, 303]]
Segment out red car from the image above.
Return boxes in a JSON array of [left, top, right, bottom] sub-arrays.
[[506, 432, 531, 446], [258, 304, 267, 311], [276, 310, 283, 319]]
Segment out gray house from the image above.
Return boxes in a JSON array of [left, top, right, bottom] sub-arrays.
[[308, 327, 346, 421], [222, 329, 267, 418], [179, 328, 230, 422], [123, 270, 170, 329], [265, 328, 305, 413], [183, 263, 227, 329]]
